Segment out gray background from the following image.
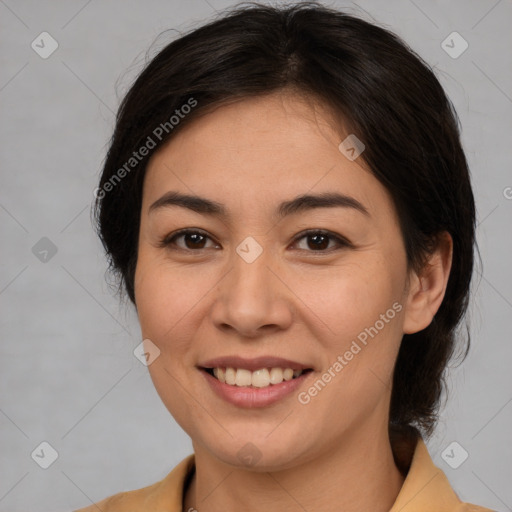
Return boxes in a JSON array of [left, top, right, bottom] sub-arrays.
[[0, 0, 511, 511]]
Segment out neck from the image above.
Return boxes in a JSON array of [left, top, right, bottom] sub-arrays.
[[183, 424, 408, 512]]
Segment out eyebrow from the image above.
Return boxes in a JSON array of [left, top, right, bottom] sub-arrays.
[[148, 190, 370, 219]]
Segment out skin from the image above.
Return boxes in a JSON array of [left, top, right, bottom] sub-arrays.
[[134, 90, 453, 512]]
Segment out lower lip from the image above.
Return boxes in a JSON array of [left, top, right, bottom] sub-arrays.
[[200, 369, 313, 408]]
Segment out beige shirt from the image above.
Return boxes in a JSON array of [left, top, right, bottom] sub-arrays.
[[74, 439, 493, 511]]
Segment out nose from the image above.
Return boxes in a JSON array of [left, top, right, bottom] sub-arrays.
[[210, 246, 293, 338]]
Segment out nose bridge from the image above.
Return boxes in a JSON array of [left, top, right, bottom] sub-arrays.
[[211, 239, 292, 335], [229, 240, 275, 309]]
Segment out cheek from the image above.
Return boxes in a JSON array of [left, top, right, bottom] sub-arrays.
[[134, 257, 208, 427], [294, 267, 403, 423], [135, 255, 208, 341], [292, 258, 402, 343], [289, 258, 405, 408]]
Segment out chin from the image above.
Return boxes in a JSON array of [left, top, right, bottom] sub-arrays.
[[199, 432, 309, 472]]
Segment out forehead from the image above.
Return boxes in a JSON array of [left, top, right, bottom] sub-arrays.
[[142, 91, 395, 221]]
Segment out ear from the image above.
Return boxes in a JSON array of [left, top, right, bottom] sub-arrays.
[[402, 231, 453, 335]]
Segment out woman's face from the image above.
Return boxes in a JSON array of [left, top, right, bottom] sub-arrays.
[[134, 91, 416, 470]]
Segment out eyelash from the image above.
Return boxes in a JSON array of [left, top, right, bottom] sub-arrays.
[[158, 228, 352, 253]]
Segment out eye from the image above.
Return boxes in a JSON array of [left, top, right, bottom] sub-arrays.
[[291, 229, 352, 252], [159, 229, 219, 251], [159, 228, 351, 253]]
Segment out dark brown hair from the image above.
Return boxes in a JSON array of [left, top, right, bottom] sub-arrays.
[[93, 1, 477, 438]]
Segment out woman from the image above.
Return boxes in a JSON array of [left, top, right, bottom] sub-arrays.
[[76, 2, 492, 511]]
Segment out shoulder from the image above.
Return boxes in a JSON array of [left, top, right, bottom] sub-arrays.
[[72, 480, 161, 512], [73, 454, 195, 512], [390, 429, 495, 512]]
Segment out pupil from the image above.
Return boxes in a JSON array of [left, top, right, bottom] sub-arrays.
[[186, 233, 205, 249], [309, 234, 328, 250]]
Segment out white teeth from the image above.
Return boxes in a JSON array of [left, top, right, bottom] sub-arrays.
[[213, 367, 224, 382], [283, 368, 294, 381], [210, 367, 305, 387], [269, 368, 283, 385], [235, 369, 252, 387], [225, 367, 236, 385], [251, 368, 270, 388]]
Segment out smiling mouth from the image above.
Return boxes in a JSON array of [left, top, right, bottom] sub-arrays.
[[201, 367, 314, 388]]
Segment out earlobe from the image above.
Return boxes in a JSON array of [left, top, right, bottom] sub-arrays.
[[402, 232, 453, 335]]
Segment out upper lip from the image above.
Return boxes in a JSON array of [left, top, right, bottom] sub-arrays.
[[199, 356, 313, 372]]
